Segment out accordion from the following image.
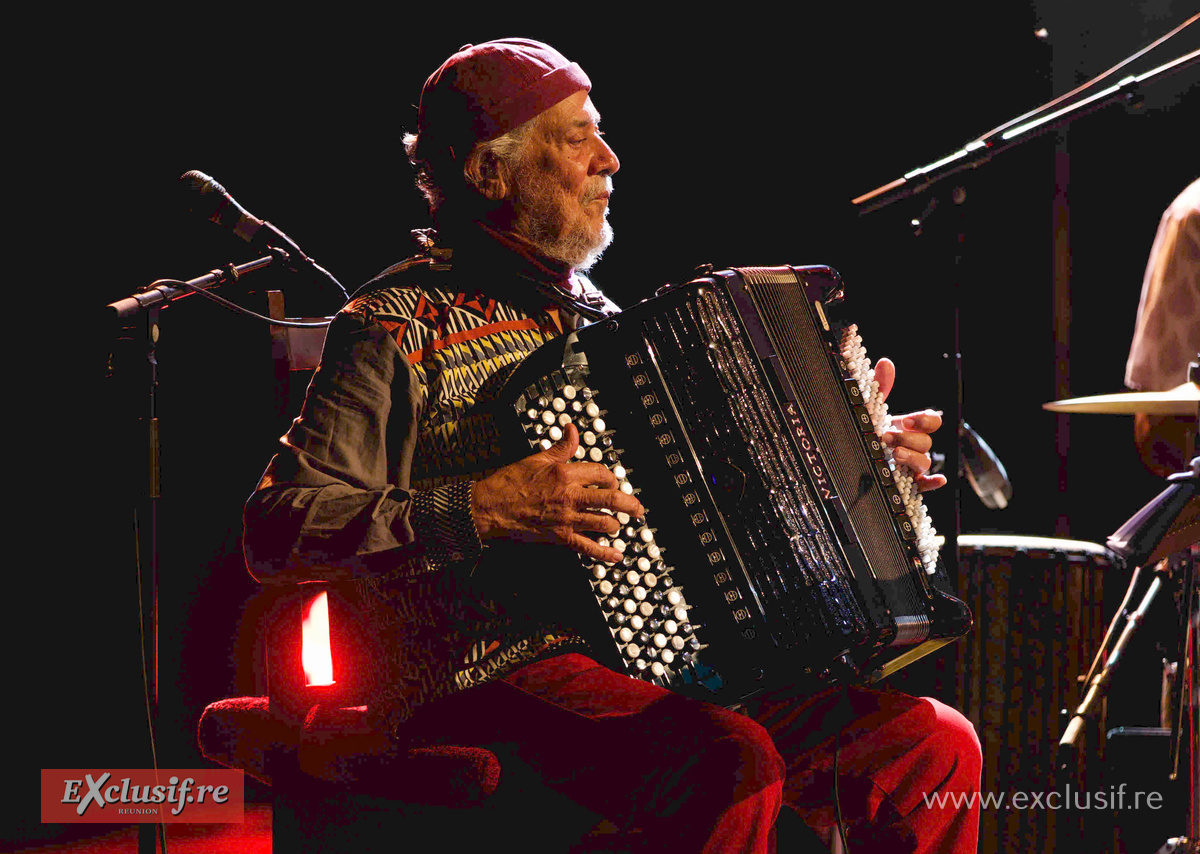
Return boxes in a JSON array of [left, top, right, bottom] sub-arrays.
[[499, 265, 972, 705]]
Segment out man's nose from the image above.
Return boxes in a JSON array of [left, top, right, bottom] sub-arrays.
[[593, 136, 619, 176]]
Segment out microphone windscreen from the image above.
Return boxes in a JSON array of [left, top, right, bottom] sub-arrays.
[[179, 170, 261, 242]]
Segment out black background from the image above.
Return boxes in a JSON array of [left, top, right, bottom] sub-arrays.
[[11, 3, 1198, 846]]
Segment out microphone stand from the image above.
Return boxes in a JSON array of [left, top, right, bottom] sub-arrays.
[[850, 48, 1198, 216], [849, 41, 1198, 594], [105, 251, 281, 854]]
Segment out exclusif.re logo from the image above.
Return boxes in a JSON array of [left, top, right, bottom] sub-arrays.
[[41, 769, 244, 824]]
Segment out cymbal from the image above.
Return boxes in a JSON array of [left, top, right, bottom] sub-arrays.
[[1043, 382, 1200, 415]]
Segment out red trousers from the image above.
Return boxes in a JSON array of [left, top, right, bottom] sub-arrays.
[[407, 653, 981, 853]]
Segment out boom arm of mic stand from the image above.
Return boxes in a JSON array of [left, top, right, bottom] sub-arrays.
[[852, 49, 1199, 216], [105, 252, 280, 321]]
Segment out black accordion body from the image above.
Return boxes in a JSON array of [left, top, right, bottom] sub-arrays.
[[500, 265, 972, 706]]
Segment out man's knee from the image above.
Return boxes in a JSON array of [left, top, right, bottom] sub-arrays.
[[706, 706, 787, 796], [926, 698, 981, 787], [861, 695, 980, 820]]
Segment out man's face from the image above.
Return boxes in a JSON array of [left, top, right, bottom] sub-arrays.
[[510, 90, 620, 270]]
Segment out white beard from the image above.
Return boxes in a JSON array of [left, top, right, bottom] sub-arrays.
[[512, 167, 614, 270]]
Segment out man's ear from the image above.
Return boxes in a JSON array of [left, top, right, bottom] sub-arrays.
[[465, 149, 512, 201]]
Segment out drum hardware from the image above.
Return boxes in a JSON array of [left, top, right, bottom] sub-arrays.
[[1057, 459, 1199, 853]]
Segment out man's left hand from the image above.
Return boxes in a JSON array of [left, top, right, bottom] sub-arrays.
[[875, 357, 947, 493]]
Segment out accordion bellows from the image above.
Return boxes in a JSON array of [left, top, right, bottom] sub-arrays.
[[499, 265, 972, 705]]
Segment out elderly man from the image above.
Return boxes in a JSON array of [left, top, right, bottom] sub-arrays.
[[244, 39, 980, 853]]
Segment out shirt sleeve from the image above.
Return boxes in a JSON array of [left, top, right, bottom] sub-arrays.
[[1126, 181, 1200, 391], [242, 309, 483, 584]]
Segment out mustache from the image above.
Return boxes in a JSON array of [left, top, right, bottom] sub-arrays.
[[582, 179, 613, 203]]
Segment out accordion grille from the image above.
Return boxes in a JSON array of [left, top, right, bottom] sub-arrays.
[[735, 270, 927, 620], [645, 292, 870, 648]]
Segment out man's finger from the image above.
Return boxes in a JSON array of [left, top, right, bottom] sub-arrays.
[[883, 431, 933, 455], [875, 357, 896, 404], [575, 486, 644, 519], [893, 410, 943, 433], [915, 473, 948, 493], [564, 531, 624, 565], [542, 421, 581, 461], [569, 461, 621, 490], [890, 446, 932, 474], [575, 510, 622, 536]]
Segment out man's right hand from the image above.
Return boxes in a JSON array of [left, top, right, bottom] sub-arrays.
[[471, 422, 645, 564]]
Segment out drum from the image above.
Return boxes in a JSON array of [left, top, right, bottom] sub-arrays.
[[886, 535, 1119, 854]]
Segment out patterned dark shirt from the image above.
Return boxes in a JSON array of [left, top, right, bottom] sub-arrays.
[[243, 224, 619, 728]]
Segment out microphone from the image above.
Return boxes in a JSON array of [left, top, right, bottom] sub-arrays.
[[179, 170, 347, 303], [960, 422, 1013, 509]]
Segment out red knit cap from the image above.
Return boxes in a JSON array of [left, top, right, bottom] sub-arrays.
[[416, 38, 591, 161]]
